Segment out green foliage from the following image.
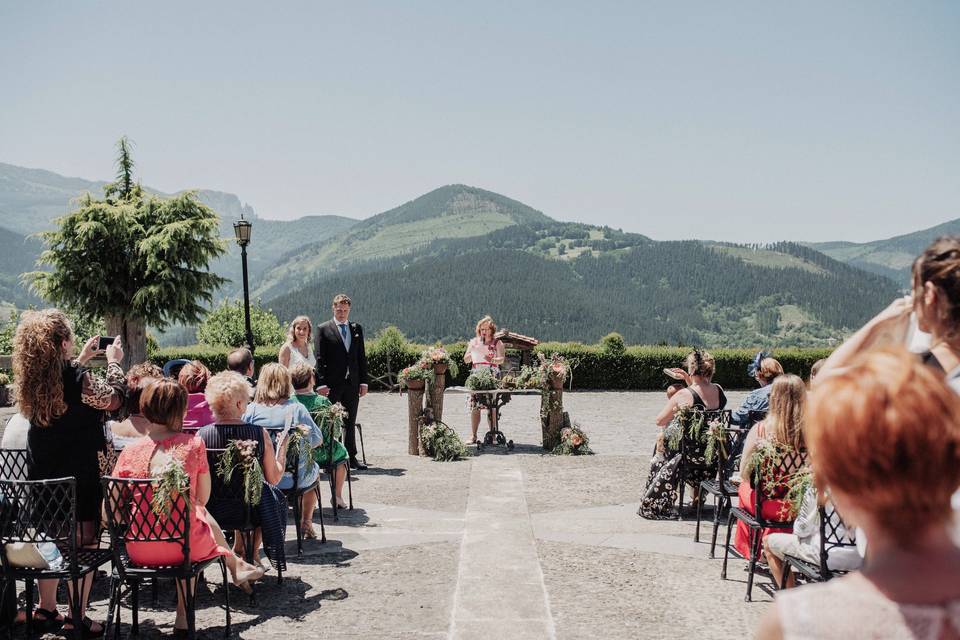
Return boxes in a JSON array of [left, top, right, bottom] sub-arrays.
[[419, 419, 468, 461], [552, 423, 593, 455], [216, 440, 264, 506], [465, 367, 498, 390], [150, 344, 280, 373], [150, 453, 191, 517], [599, 332, 626, 356], [196, 299, 284, 348]]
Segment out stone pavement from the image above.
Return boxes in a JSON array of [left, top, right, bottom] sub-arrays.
[[1, 391, 776, 639]]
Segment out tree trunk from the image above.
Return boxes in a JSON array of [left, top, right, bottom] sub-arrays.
[[407, 388, 425, 456], [541, 388, 564, 450], [426, 372, 446, 423], [105, 315, 146, 371]]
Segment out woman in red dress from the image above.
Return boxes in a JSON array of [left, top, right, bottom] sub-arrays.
[[734, 374, 807, 559], [112, 379, 263, 633]]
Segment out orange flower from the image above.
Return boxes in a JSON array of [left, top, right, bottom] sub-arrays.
[[571, 434, 583, 446]]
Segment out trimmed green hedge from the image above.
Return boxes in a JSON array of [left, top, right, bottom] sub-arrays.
[[151, 341, 831, 390]]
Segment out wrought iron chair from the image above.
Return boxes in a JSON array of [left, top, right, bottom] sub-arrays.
[[101, 477, 231, 639], [326, 418, 355, 522], [0, 477, 112, 638], [675, 409, 732, 521], [695, 425, 748, 557], [780, 503, 858, 587], [721, 446, 808, 601], [268, 430, 327, 553], [0, 450, 28, 482]]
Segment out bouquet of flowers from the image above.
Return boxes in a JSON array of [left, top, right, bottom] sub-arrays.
[[514, 365, 542, 389], [552, 423, 593, 455], [398, 361, 435, 389], [315, 402, 347, 442], [418, 411, 468, 461], [420, 345, 459, 378], [217, 439, 264, 506], [465, 366, 498, 390], [151, 451, 191, 517], [538, 353, 570, 388], [748, 440, 809, 519], [283, 424, 313, 466]]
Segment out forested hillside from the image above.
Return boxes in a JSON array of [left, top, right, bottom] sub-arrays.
[[268, 238, 899, 347]]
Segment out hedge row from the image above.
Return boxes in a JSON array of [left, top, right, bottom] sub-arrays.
[[151, 341, 831, 390]]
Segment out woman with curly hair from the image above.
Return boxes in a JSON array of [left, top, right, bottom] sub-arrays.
[[13, 309, 125, 637]]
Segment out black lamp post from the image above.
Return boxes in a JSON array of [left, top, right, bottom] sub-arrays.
[[233, 216, 255, 356]]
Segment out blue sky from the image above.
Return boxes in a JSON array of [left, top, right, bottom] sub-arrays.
[[1, 1, 957, 242]]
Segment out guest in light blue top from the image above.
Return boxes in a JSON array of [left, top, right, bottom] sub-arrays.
[[730, 353, 783, 426], [242, 364, 323, 534]]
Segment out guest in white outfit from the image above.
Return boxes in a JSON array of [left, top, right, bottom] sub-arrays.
[[279, 316, 317, 370]]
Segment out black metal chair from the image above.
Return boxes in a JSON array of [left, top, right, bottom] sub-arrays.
[[270, 431, 327, 553], [721, 446, 808, 601], [327, 418, 354, 522], [0, 477, 112, 639], [675, 409, 732, 521], [780, 503, 858, 587], [0, 450, 28, 482], [695, 425, 748, 557], [101, 477, 231, 639]]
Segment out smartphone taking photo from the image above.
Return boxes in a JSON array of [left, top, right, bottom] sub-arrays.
[[98, 336, 116, 351]]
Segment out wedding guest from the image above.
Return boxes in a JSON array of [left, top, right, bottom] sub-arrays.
[[291, 363, 348, 509], [463, 315, 506, 444], [807, 358, 826, 387], [178, 361, 215, 428], [639, 350, 726, 519], [731, 353, 782, 426], [111, 379, 264, 630], [105, 362, 163, 450], [226, 347, 256, 394], [243, 363, 323, 538], [199, 371, 288, 568], [818, 236, 960, 391], [756, 349, 960, 639], [279, 316, 316, 370], [734, 374, 807, 560], [13, 309, 125, 637], [314, 294, 369, 470]]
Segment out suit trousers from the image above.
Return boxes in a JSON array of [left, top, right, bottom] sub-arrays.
[[329, 385, 361, 458]]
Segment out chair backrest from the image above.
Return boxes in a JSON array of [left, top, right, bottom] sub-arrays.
[[0, 450, 28, 481], [206, 448, 257, 530], [751, 445, 808, 525], [715, 427, 749, 483], [818, 502, 857, 578], [0, 478, 77, 570], [101, 476, 191, 573], [678, 409, 732, 477], [746, 410, 768, 428]]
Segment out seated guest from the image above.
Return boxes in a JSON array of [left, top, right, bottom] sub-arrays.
[[1, 413, 30, 451], [227, 347, 256, 392], [199, 371, 288, 568], [735, 374, 807, 560], [105, 362, 163, 450], [818, 236, 960, 390], [111, 378, 264, 625], [764, 486, 862, 589], [290, 363, 348, 509], [243, 363, 324, 538], [178, 361, 215, 428], [731, 352, 783, 426], [757, 349, 960, 639], [640, 350, 726, 519]]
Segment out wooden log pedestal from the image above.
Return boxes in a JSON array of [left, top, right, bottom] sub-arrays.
[[541, 387, 564, 451], [427, 370, 446, 423], [406, 371, 446, 456]]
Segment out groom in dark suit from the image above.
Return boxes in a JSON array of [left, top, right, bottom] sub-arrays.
[[314, 293, 369, 470]]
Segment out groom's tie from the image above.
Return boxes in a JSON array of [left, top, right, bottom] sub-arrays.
[[339, 323, 350, 351]]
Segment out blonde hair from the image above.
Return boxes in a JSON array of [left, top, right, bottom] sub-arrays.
[[204, 370, 251, 420], [756, 357, 784, 384], [684, 349, 715, 379], [765, 374, 806, 451], [254, 362, 294, 404], [475, 315, 497, 339], [13, 309, 73, 427], [285, 315, 312, 346]]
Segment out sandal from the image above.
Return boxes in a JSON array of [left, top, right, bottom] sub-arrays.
[[33, 607, 65, 630], [63, 616, 104, 639], [301, 521, 317, 539]]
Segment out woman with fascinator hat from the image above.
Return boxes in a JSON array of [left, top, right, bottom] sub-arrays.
[[730, 351, 783, 427]]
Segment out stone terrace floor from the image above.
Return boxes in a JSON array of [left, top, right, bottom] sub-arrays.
[[2, 390, 774, 639]]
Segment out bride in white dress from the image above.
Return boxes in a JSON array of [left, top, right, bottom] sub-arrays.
[[279, 315, 317, 370]]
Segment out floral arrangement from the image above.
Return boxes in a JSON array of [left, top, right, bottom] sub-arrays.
[[784, 468, 814, 520], [283, 424, 313, 466], [151, 452, 191, 517], [552, 423, 593, 455], [217, 439, 264, 506], [748, 439, 809, 519], [398, 361, 435, 388], [420, 345, 459, 378], [464, 366, 498, 390], [665, 405, 730, 465], [419, 412, 468, 461], [314, 402, 347, 442], [538, 352, 571, 387], [0, 372, 10, 386]]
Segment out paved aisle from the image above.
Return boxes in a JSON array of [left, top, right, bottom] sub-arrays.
[[449, 456, 556, 640]]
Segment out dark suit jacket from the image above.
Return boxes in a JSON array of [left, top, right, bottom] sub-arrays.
[[314, 319, 368, 389]]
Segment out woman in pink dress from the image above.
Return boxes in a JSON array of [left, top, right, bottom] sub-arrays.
[[112, 379, 263, 633], [463, 315, 506, 444], [178, 361, 216, 428]]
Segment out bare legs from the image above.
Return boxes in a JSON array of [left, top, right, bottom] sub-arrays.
[[470, 408, 497, 443]]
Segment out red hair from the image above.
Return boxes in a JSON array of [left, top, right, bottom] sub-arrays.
[[807, 348, 960, 547], [177, 360, 211, 394]]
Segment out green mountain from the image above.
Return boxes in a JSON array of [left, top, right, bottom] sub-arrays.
[[808, 217, 960, 286], [253, 185, 556, 298], [0, 226, 43, 310]]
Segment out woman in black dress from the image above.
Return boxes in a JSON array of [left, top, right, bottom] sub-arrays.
[[13, 309, 125, 637]]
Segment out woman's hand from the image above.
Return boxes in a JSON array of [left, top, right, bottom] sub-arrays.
[[105, 336, 124, 365], [77, 336, 100, 365]]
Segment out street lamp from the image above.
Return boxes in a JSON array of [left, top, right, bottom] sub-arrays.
[[233, 216, 255, 356]]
